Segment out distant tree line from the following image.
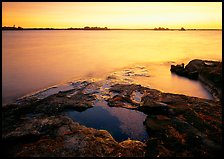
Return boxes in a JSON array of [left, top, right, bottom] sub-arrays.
[[154, 27, 186, 31], [154, 27, 169, 30], [68, 26, 108, 30], [83, 26, 108, 30], [180, 27, 186, 31], [2, 25, 109, 30], [2, 25, 23, 30]]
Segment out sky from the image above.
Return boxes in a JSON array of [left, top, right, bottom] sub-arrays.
[[2, 2, 222, 29]]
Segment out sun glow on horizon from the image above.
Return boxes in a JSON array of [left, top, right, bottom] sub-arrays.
[[2, 2, 222, 29]]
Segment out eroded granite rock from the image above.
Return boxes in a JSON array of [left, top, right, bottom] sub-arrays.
[[2, 115, 146, 157], [2, 73, 222, 157], [107, 83, 222, 157]]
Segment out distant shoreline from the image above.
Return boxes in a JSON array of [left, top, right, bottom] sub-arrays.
[[2, 28, 222, 31]]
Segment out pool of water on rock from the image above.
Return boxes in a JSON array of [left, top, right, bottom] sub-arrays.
[[65, 100, 148, 142], [17, 63, 213, 142]]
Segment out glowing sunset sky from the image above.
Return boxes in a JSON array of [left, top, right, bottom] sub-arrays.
[[2, 2, 222, 29]]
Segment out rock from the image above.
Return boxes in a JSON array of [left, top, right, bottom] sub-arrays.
[[170, 63, 189, 77], [110, 84, 144, 96], [170, 59, 222, 100], [139, 96, 170, 115], [144, 114, 222, 157], [198, 61, 222, 100], [32, 91, 95, 115], [107, 95, 138, 109], [106, 83, 221, 157], [171, 64, 197, 79], [185, 59, 204, 72], [187, 71, 199, 79], [130, 90, 144, 104], [2, 77, 222, 157], [2, 115, 146, 157], [118, 139, 146, 157]]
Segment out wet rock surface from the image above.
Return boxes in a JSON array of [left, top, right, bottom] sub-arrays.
[[2, 81, 146, 157], [2, 62, 222, 157], [170, 59, 222, 100], [107, 84, 222, 157]]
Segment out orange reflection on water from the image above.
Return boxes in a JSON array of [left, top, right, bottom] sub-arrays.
[[2, 30, 221, 104], [131, 63, 214, 99]]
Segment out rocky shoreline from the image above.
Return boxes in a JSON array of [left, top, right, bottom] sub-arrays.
[[2, 59, 222, 157], [170, 59, 222, 101]]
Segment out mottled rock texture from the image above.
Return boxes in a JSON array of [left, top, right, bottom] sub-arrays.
[[2, 115, 146, 157], [108, 84, 222, 157], [2, 60, 222, 157]]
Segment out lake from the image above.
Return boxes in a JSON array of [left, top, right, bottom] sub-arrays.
[[2, 30, 222, 104]]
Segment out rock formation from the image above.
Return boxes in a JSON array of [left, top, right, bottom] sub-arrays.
[[170, 59, 222, 100], [2, 60, 222, 157]]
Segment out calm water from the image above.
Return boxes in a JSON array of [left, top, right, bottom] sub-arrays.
[[65, 100, 148, 142], [2, 30, 222, 104]]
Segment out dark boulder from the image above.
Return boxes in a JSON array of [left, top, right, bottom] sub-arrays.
[[187, 71, 199, 80], [185, 59, 205, 72], [170, 63, 189, 77], [170, 59, 222, 99]]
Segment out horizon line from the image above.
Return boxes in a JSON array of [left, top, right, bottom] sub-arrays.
[[2, 26, 222, 30]]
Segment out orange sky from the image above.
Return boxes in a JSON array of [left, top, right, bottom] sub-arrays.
[[2, 2, 222, 29]]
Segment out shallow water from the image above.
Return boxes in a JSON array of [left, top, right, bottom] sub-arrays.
[[2, 30, 221, 104], [13, 63, 213, 142], [20, 71, 210, 142], [66, 100, 148, 142], [124, 63, 214, 99]]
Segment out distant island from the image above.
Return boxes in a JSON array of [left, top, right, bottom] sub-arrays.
[[154, 27, 169, 30], [2, 25, 109, 30], [180, 27, 186, 31], [1, 25, 221, 31], [2, 25, 24, 30], [153, 27, 186, 31]]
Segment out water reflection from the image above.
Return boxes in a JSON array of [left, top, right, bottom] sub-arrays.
[[131, 63, 214, 99], [106, 63, 213, 99], [66, 100, 148, 142], [2, 30, 221, 104]]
